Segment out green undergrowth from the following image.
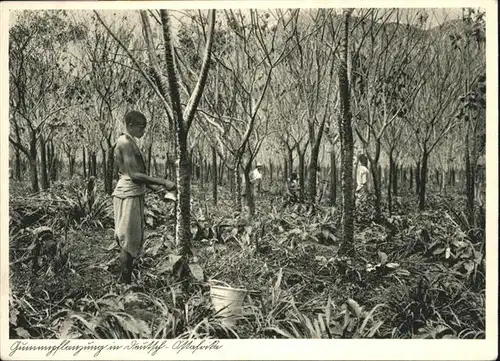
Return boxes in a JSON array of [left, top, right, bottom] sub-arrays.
[[9, 180, 485, 339]]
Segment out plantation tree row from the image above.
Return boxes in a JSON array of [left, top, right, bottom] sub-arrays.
[[9, 8, 486, 253]]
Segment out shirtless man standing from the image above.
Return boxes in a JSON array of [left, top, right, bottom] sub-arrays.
[[113, 111, 176, 284]]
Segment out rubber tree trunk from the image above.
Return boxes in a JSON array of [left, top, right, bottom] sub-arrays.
[[329, 150, 337, 206], [415, 162, 420, 195], [68, 154, 75, 178], [269, 159, 273, 183], [243, 164, 255, 216], [366, 141, 382, 221], [212, 146, 217, 205], [418, 152, 429, 210], [91, 152, 97, 177], [40, 137, 49, 190], [233, 165, 242, 212], [409, 166, 413, 190], [105, 141, 115, 195], [82, 147, 87, 178], [298, 149, 306, 203], [283, 156, 288, 182], [199, 152, 204, 190], [46, 141, 52, 183], [29, 133, 39, 193], [153, 157, 158, 177], [388, 149, 394, 215], [287, 147, 293, 179], [49, 141, 57, 182], [338, 9, 355, 255], [441, 168, 447, 194], [15, 148, 22, 180], [392, 161, 398, 197], [102, 147, 107, 181], [465, 124, 475, 224]]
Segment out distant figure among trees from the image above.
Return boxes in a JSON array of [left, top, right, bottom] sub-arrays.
[[356, 154, 370, 205], [287, 171, 299, 204]]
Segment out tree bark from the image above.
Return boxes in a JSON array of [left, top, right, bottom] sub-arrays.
[[105, 141, 115, 195], [338, 9, 355, 255], [147, 143, 153, 175], [40, 136, 49, 190], [465, 130, 474, 223], [415, 162, 420, 195], [243, 164, 255, 216], [91, 151, 97, 177], [29, 133, 39, 193], [283, 156, 288, 183], [212, 146, 217, 205], [409, 166, 413, 190], [82, 147, 87, 178], [49, 141, 57, 182], [298, 149, 306, 203], [287, 147, 293, 179], [418, 152, 428, 210], [388, 149, 394, 215], [393, 161, 398, 197], [15, 148, 22, 181], [102, 147, 107, 180], [269, 160, 273, 183], [330, 150, 337, 206]]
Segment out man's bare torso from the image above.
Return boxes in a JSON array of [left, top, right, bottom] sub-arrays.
[[115, 134, 146, 177]]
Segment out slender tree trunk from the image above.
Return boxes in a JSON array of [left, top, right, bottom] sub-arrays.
[[153, 157, 158, 177], [269, 159, 273, 183], [49, 141, 57, 182], [441, 168, 447, 194], [338, 9, 355, 255], [147, 143, 153, 175], [419, 152, 428, 210], [91, 152, 97, 177], [465, 130, 474, 223], [102, 147, 107, 180], [28, 133, 39, 193], [105, 141, 115, 195], [46, 141, 52, 183], [15, 148, 22, 181], [409, 166, 413, 190], [243, 165, 255, 216], [287, 147, 293, 179], [330, 150, 337, 206], [393, 161, 398, 197], [40, 137, 49, 190], [298, 150, 305, 203], [369, 161, 382, 221], [233, 165, 241, 211], [82, 147, 87, 178], [308, 143, 323, 203], [218, 160, 224, 186], [388, 150, 394, 215], [283, 156, 288, 182], [212, 146, 217, 205], [199, 153, 204, 189], [415, 162, 420, 195]]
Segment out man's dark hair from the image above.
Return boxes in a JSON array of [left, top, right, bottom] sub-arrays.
[[358, 154, 368, 166], [125, 111, 147, 126]]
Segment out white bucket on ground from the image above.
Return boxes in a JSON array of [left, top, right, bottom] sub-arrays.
[[209, 280, 247, 328]]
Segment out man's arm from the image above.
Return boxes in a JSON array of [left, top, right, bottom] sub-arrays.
[[119, 142, 176, 190]]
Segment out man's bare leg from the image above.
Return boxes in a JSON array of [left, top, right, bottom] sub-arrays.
[[119, 249, 134, 284]]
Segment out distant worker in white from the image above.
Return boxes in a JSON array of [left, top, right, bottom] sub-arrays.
[[251, 163, 263, 194], [355, 154, 370, 205]]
